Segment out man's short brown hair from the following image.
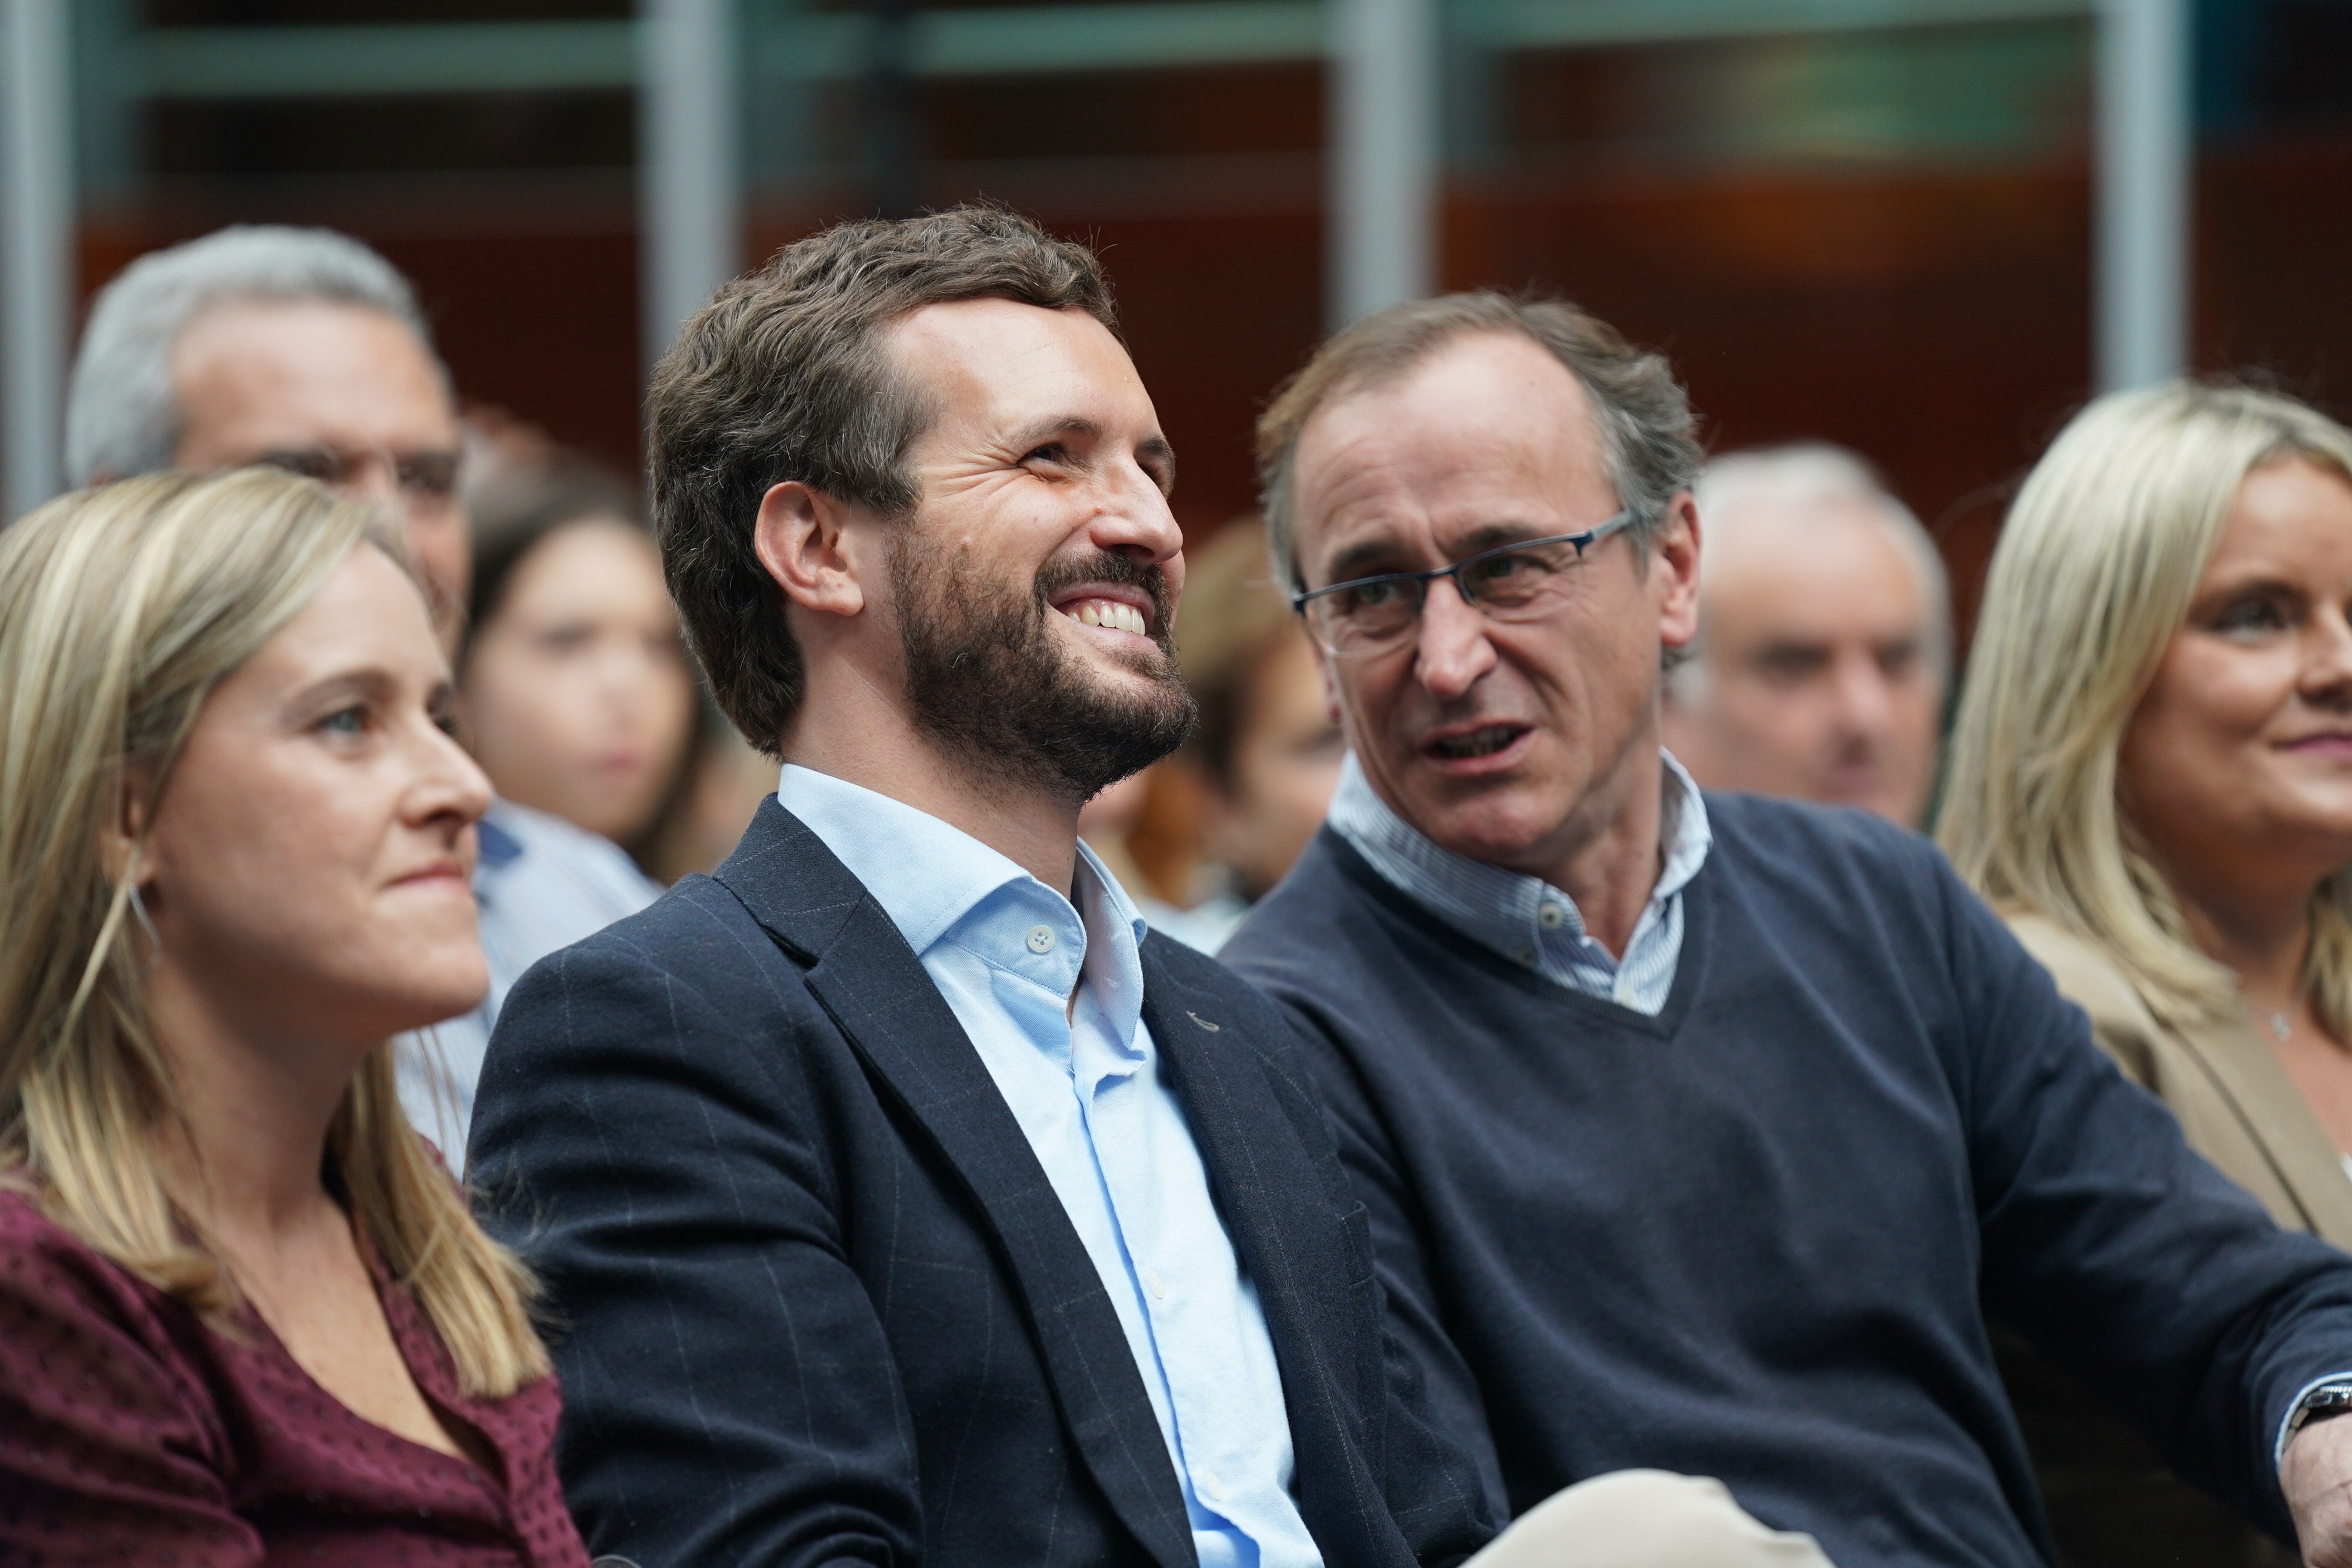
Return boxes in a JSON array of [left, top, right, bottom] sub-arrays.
[[1255, 292, 1701, 592], [648, 205, 1118, 754]]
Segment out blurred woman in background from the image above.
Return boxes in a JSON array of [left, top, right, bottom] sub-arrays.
[[1941, 381, 2352, 1568], [0, 470, 587, 1564], [458, 420, 770, 886], [457, 459, 698, 870], [1175, 519, 1348, 915]]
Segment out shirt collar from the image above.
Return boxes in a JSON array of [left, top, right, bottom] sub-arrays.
[[775, 764, 1149, 959], [1655, 755, 1712, 901], [1325, 748, 1711, 966], [1068, 839, 1151, 1053]]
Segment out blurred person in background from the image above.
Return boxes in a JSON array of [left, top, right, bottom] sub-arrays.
[[64, 225, 661, 1163], [1941, 382, 2352, 1568], [463, 412, 776, 885], [455, 454, 697, 863], [635, 705, 780, 882], [0, 470, 586, 1566], [1074, 768, 1202, 939], [1662, 443, 1947, 827], [1169, 516, 1348, 941], [66, 225, 467, 646]]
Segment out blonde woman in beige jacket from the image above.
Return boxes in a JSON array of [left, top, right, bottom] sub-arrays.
[[1943, 381, 2352, 1567]]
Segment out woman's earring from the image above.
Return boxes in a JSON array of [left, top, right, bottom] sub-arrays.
[[127, 875, 161, 966]]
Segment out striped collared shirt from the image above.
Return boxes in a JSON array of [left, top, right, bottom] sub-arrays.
[[1324, 749, 1711, 1015]]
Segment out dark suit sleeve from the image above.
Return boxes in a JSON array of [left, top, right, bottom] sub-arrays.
[[1941, 853, 2352, 1538], [467, 933, 921, 1568], [1255, 993, 1511, 1552]]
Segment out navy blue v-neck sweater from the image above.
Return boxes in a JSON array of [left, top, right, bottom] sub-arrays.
[[1223, 794, 2352, 1568]]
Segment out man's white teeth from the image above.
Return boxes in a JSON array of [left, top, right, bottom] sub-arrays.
[[1067, 601, 1148, 636]]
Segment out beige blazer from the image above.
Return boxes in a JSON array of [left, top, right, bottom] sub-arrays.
[[2006, 911, 2352, 1249], [2001, 912, 2347, 1568]]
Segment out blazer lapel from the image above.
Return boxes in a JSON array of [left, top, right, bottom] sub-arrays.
[[1138, 944, 1384, 1465], [2173, 1007, 2352, 1249], [716, 801, 1197, 1568]]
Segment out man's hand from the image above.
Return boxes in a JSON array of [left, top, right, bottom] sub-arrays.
[[2284, 1416, 2352, 1565]]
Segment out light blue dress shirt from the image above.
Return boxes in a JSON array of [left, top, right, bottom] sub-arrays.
[[1325, 749, 1711, 1015], [780, 765, 1321, 1568]]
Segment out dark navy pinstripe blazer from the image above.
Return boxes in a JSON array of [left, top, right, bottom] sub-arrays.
[[468, 800, 1500, 1568]]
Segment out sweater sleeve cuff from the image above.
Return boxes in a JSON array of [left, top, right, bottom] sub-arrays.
[[2277, 1371, 2352, 1467]]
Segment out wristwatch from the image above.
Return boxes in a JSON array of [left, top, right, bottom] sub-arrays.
[[2288, 1383, 2352, 1441]]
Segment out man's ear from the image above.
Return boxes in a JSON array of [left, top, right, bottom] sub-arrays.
[[1654, 491, 1702, 655], [754, 480, 869, 622], [1307, 635, 1359, 755]]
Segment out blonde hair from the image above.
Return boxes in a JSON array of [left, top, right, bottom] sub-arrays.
[[1940, 381, 2352, 1037], [0, 468, 547, 1398]]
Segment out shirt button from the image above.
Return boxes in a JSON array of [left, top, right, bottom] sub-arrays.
[[1517, 947, 1538, 965], [1538, 902, 1567, 930], [1199, 1468, 1223, 1501], [1025, 926, 1056, 955], [1146, 1270, 1166, 1300]]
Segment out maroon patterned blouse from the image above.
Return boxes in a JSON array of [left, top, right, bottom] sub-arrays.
[[0, 1190, 591, 1567]]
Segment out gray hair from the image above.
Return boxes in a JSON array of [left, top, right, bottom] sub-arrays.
[[65, 225, 437, 487], [1255, 292, 1702, 592], [1675, 442, 1951, 703]]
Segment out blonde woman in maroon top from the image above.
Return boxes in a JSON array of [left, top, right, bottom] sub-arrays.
[[0, 469, 591, 1566]]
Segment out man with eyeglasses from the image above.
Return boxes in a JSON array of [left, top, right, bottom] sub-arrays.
[[63, 225, 658, 1165], [1221, 293, 2352, 1566]]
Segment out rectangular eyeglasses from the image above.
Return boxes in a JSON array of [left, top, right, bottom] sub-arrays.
[[1290, 509, 1637, 659]]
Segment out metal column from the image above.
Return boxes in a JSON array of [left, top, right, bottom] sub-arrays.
[[639, 0, 742, 383], [2, 0, 72, 519], [2094, 0, 2191, 391], [1328, 0, 1438, 329]]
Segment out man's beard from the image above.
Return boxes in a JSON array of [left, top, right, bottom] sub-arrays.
[[891, 537, 1197, 807]]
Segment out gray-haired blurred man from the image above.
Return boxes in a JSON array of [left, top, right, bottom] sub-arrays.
[[67, 225, 471, 644], [1661, 444, 1947, 827], [65, 225, 657, 1164]]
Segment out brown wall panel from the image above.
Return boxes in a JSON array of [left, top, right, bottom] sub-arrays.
[[2198, 136, 2352, 421], [378, 226, 643, 474], [1067, 209, 1326, 540]]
